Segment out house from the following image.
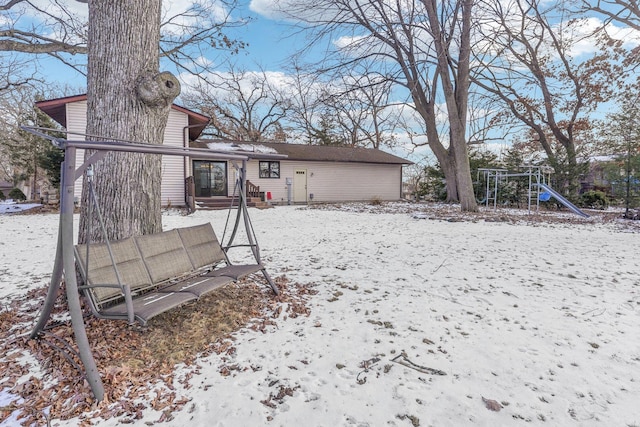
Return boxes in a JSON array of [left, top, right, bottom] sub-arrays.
[[190, 140, 412, 205], [37, 95, 412, 208], [36, 94, 209, 207]]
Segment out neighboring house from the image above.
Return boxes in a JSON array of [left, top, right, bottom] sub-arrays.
[[190, 140, 412, 205], [37, 95, 411, 208], [580, 155, 640, 198]]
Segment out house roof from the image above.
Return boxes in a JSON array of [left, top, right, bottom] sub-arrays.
[[193, 140, 413, 165], [36, 94, 211, 141]]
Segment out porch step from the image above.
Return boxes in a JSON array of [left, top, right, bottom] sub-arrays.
[[195, 197, 272, 210]]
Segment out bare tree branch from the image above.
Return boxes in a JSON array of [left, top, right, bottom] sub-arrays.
[[0, 0, 27, 11]]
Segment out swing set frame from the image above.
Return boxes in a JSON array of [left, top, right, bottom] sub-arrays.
[[21, 126, 282, 402]]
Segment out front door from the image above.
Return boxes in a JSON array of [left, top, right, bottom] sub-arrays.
[[293, 169, 307, 203], [193, 161, 227, 197]]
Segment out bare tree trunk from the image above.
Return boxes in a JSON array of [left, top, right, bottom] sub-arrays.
[[423, 110, 459, 202], [79, 0, 180, 243], [441, 156, 459, 202], [423, 0, 478, 212]]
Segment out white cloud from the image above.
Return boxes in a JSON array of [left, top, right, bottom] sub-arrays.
[[162, 0, 232, 37], [249, 0, 286, 20], [566, 16, 640, 57], [26, 0, 88, 20]]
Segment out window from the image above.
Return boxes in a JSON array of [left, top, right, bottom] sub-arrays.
[[259, 161, 280, 178]]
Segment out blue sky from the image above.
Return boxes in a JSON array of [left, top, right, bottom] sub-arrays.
[[33, 0, 298, 88], [233, 2, 295, 69], [9, 0, 640, 164]]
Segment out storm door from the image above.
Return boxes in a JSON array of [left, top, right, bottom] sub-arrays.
[[193, 160, 228, 197]]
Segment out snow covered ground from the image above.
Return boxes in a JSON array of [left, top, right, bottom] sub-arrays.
[[0, 201, 42, 215], [1, 203, 639, 426]]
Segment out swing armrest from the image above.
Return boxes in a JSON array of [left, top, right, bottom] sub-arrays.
[[121, 283, 135, 325], [78, 282, 134, 296], [78, 282, 135, 324], [78, 283, 124, 290]]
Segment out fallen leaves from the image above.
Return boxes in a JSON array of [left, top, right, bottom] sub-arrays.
[[482, 396, 503, 412], [260, 382, 300, 409], [0, 275, 315, 425]]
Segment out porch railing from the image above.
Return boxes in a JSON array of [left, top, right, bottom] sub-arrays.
[[246, 180, 260, 198]]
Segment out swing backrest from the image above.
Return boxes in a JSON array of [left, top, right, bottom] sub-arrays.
[[134, 229, 194, 284], [75, 237, 154, 306], [178, 223, 228, 270], [76, 223, 231, 308]]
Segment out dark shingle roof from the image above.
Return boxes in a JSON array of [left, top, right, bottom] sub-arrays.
[[193, 140, 412, 165]]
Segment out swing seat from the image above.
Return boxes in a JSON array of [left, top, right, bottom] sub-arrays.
[[75, 223, 275, 326], [176, 223, 266, 281]]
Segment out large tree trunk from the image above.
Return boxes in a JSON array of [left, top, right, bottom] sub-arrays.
[[79, 0, 180, 243], [423, 0, 478, 212], [424, 115, 459, 202], [413, 79, 460, 203]]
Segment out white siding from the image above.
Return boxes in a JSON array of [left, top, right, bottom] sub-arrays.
[[244, 160, 403, 203], [65, 101, 88, 201], [161, 110, 188, 207], [64, 101, 188, 207]]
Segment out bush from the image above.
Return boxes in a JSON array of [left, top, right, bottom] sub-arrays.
[[580, 190, 608, 209], [370, 196, 382, 206], [0, 191, 5, 201], [8, 188, 27, 201]]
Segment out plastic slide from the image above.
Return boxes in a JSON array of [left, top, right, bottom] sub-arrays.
[[537, 183, 589, 218]]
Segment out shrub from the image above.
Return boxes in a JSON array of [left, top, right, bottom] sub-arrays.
[[8, 188, 27, 201], [370, 196, 382, 206], [580, 190, 608, 209], [0, 191, 5, 201]]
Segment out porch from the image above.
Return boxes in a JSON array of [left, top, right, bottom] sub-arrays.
[[187, 178, 271, 210]]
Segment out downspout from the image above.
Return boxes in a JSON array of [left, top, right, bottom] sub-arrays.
[[400, 164, 405, 200]]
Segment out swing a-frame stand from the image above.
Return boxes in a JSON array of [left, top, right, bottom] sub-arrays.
[[22, 126, 282, 402]]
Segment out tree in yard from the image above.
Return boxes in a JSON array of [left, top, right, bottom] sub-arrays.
[[581, 0, 640, 31], [318, 68, 400, 149], [0, 54, 39, 92], [600, 96, 640, 217], [182, 66, 290, 142], [77, 0, 181, 242], [279, 0, 478, 211], [473, 0, 616, 198], [312, 112, 347, 145], [0, 86, 63, 199], [1, 0, 246, 242], [285, 66, 328, 144], [38, 143, 64, 189], [284, 68, 347, 145]]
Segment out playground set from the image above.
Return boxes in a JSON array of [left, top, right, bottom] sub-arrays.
[[477, 165, 589, 218]]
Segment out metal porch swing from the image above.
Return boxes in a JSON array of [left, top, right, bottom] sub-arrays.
[[21, 126, 282, 401]]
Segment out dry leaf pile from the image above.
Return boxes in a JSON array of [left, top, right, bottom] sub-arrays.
[[0, 275, 316, 426]]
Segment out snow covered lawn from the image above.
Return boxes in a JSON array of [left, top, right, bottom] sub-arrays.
[[1, 203, 639, 426]]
